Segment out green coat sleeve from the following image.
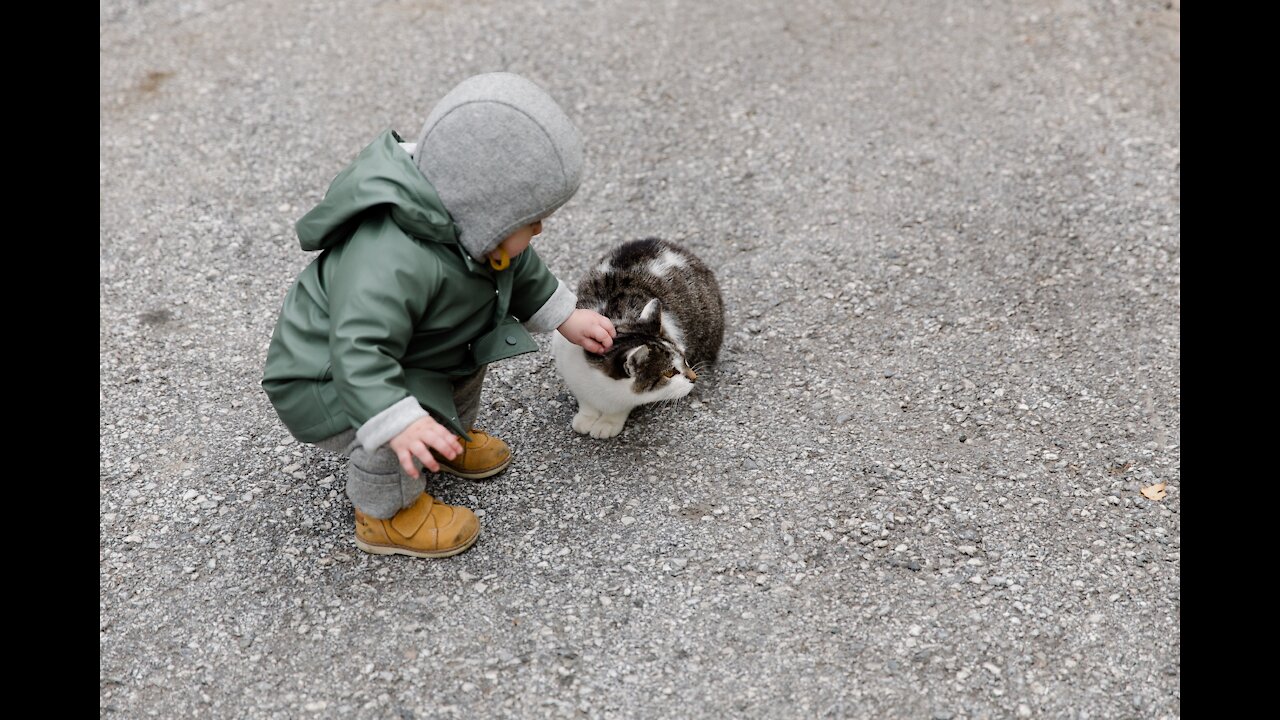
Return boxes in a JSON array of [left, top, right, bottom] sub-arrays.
[[327, 220, 441, 426], [508, 246, 567, 323]]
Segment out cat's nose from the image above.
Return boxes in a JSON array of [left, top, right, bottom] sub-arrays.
[[685, 369, 698, 382]]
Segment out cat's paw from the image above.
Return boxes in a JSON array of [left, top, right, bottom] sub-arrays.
[[571, 407, 601, 435], [587, 414, 627, 439]]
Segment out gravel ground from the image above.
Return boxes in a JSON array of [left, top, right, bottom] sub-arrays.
[[100, 1, 1180, 717]]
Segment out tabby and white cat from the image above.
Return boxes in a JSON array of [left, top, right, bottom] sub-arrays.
[[552, 238, 725, 438]]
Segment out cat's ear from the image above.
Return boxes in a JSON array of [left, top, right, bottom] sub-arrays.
[[624, 345, 649, 377], [638, 298, 662, 327]]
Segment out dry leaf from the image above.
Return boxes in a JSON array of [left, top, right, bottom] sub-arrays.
[[1140, 482, 1167, 501]]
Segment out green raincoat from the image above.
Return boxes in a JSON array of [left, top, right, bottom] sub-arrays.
[[261, 130, 562, 443]]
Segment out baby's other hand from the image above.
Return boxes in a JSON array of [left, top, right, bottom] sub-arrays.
[[388, 415, 463, 478], [558, 309, 617, 354]]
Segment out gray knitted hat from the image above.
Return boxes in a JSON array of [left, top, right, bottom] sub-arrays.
[[414, 73, 584, 262]]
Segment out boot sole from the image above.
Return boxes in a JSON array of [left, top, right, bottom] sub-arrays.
[[438, 455, 512, 480], [353, 531, 479, 559]]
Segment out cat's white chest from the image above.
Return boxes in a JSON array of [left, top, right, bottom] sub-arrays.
[[552, 333, 634, 410]]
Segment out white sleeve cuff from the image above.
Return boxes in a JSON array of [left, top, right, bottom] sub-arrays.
[[355, 396, 429, 453], [523, 280, 578, 333]]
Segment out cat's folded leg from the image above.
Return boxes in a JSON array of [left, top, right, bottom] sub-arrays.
[[587, 411, 630, 439], [571, 403, 602, 435]]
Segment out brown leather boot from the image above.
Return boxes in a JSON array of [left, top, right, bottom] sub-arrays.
[[435, 428, 512, 480], [353, 492, 479, 558]]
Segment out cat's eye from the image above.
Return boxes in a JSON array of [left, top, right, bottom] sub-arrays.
[[663, 368, 679, 378]]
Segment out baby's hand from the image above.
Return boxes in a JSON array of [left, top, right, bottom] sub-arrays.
[[388, 415, 463, 478], [559, 309, 617, 354]]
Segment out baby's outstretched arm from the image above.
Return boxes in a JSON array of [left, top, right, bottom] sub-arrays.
[[389, 416, 464, 479], [559, 309, 617, 354]]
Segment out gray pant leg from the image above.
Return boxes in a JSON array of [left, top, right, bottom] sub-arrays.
[[345, 444, 427, 519], [313, 428, 424, 520], [453, 365, 487, 430], [313, 365, 486, 519]]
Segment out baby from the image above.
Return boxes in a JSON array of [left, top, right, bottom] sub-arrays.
[[262, 73, 615, 558]]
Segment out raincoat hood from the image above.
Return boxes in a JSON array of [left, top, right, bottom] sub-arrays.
[[295, 129, 458, 252], [412, 72, 583, 262]]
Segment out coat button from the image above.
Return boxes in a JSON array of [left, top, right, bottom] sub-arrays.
[[505, 336, 517, 345]]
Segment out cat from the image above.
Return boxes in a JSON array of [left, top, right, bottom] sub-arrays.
[[552, 238, 725, 438]]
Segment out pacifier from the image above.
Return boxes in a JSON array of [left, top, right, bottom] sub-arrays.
[[489, 247, 510, 271]]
